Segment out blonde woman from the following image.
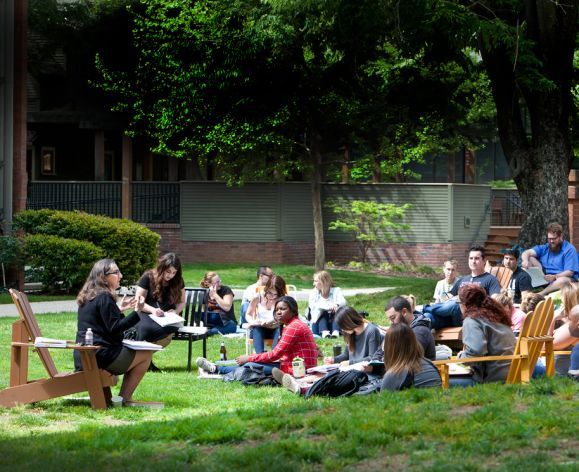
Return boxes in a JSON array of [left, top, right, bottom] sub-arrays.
[[308, 270, 346, 338], [550, 282, 579, 374]]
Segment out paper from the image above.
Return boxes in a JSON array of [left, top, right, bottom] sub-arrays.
[[307, 364, 340, 374], [524, 267, 548, 288], [448, 363, 471, 375], [122, 340, 163, 351], [34, 337, 67, 348], [149, 312, 185, 328], [178, 326, 208, 335]]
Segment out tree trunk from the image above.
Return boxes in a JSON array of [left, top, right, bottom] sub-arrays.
[[479, 0, 577, 247], [311, 131, 326, 271]]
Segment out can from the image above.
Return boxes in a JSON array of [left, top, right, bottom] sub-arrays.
[[292, 357, 305, 378], [333, 344, 342, 358]]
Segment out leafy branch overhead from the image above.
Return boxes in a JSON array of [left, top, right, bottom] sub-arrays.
[[326, 198, 412, 263]]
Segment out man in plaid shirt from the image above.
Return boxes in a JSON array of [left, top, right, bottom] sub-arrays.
[[197, 296, 318, 376]]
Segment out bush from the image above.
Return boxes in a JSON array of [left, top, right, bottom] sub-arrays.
[[0, 236, 22, 290], [23, 234, 105, 292], [14, 210, 160, 286]]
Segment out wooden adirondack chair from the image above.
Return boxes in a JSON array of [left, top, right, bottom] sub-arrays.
[[434, 298, 555, 388], [488, 265, 513, 289], [0, 289, 117, 409]]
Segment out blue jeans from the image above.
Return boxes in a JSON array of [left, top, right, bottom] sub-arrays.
[[571, 344, 579, 371], [449, 376, 476, 387], [422, 301, 463, 330], [217, 361, 280, 375], [251, 326, 280, 353], [206, 312, 237, 336], [239, 301, 250, 326], [312, 311, 339, 335]]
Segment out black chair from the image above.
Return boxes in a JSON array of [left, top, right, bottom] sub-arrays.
[[174, 287, 209, 371]]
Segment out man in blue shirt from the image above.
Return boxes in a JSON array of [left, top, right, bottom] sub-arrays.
[[522, 222, 579, 295]]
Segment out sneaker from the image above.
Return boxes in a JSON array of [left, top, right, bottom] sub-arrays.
[[321, 330, 331, 339], [196, 357, 217, 374], [282, 374, 301, 395], [331, 330, 340, 338], [272, 367, 284, 385]]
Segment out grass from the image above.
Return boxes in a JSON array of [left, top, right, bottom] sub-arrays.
[[0, 269, 576, 470]]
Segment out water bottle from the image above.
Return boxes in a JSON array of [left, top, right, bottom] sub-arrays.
[[333, 343, 342, 358], [220, 342, 227, 361], [85, 328, 93, 346]]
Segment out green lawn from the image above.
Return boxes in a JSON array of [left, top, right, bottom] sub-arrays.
[[0, 270, 576, 470]]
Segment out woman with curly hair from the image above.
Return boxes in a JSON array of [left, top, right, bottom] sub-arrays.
[[451, 284, 516, 387]]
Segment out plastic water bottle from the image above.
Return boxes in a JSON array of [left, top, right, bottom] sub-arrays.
[[85, 328, 93, 346]]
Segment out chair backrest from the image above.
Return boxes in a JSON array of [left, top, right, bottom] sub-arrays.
[[488, 265, 513, 289], [506, 297, 554, 383], [182, 288, 209, 327], [285, 284, 297, 300], [9, 288, 59, 378]]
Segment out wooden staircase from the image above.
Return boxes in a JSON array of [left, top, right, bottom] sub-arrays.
[[484, 226, 521, 264]]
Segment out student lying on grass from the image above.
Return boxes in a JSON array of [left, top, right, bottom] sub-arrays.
[[279, 323, 441, 395], [196, 296, 318, 378]]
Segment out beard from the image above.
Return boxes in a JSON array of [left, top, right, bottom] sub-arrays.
[[549, 241, 563, 252]]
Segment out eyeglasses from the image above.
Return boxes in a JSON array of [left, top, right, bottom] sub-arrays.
[[106, 270, 121, 276], [547, 237, 560, 242], [265, 291, 278, 298]]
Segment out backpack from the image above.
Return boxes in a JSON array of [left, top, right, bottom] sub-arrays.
[[304, 369, 368, 398], [222, 364, 278, 387]]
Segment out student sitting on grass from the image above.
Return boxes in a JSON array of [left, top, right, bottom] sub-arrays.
[[322, 306, 384, 366], [450, 284, 516, 387], [308, 270, 347, 338], [197, 296, 318, 377], [380, 323, 442, 391], [280, 322, 438, 395]]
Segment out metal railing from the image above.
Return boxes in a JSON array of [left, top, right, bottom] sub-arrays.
[[490, 189, 524, 226], [27, 181, 122, 218], [27, 181, 180, 223]]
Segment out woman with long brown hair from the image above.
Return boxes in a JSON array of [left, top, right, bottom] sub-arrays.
[[134, 253, 186, 371], [380, 323, 441, 391], [451, 284, 516, 387]]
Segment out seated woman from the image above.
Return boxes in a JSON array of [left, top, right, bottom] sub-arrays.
[[74, 258, 153, 405], [197, 296, 318, 377], [323, 306, 383, 366], [492, 289, 527, 336], [200, 271, 237, 335], [134, 253, 186, 370], [246, 274, 286, 353], [308, 270, 347, 338], [550, 283, 579, 375], [381, 323, 442, 391], [450, 284, 516, 387]]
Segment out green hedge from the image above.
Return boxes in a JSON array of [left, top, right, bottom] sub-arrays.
[[14, 210, 160, 288], [23, 234, 105, 292]]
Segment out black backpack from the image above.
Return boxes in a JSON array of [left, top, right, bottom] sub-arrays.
[[304, 369, 368, 398]]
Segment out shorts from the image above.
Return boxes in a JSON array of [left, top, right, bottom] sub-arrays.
[[105, 347, 136, 375]]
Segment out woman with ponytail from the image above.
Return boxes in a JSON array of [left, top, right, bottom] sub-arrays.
[[451, 284, 516, 386]]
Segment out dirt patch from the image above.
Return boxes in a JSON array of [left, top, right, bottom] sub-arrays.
[[351, 453, 411, 471]]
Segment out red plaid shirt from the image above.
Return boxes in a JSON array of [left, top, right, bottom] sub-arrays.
[[248, 317, 318, 375]]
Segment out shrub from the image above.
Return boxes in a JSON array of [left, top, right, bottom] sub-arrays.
[[14, 210, 160, 285], [0, 236, 22, 289], [22, 234, 105, 292]]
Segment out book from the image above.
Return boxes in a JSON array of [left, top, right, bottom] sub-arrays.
[[524, 267, 548, 288], [149, 312, 185, 328], [34, 337, 67, 348], [122, 340, 163, 351], [307, 363, 340, 374]]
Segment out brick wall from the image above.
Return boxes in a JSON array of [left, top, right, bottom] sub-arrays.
[[148, 224, 474, 272]]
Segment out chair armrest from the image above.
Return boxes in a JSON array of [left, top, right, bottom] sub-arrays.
[[433, 354, 526, 365]]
